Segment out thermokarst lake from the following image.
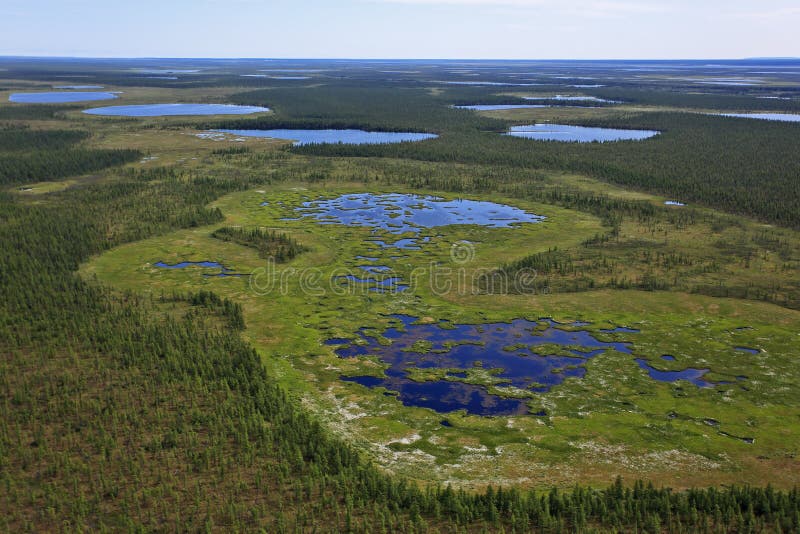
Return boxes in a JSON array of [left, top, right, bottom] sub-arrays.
[[290, 193, 544, 233], [331, 315, 636, 416], [720, 113, 800, 122], [454, 104, 547, 111], [506, 124, 660, 142], [9, 91, 119, 103], [214, 129, 438, 145], [523, 95, 619, 103], [82, 103, 270, 116]]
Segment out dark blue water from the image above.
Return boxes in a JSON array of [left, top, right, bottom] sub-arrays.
[[10, 92, 119, 103], [599, 326, 641, 333], [506, 124, 659, 143], [83, 104, 270, 116], [734, 347, 760, 354], [155, 261, 224, 269], [294, 193, 544, 234], [54, 85, 104, 89], [661, 355, 676, 361], [213, 129, 438, 146], [635, 359, 713, 388], [154, 260, 243, 277], [334, 315, 633, 416]]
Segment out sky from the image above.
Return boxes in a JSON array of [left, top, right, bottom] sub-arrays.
[[1, 0, 798, 59]]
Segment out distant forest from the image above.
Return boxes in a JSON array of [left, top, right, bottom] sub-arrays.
[[223, 86, 800, 229]]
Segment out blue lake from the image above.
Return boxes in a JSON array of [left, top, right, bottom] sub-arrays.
[[214, 129, 438, 146], [9, 92, 119, 104], [635, 359, 713, 388], [83, 104, 270, 117], [734, 347, 760, 355], [293, 193, 544, 234], [437, 81, 543, 86], [524, 95, 618, 103], [333, 315, 633, 416], [454, 105, 547, 111], [506, 124, 660, 143], [54, 85, 104, 89], [720, 113, 800, 123], [135, 69, 201, 74]]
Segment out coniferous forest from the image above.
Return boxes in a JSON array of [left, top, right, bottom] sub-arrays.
[[2, 57, 800, 532]]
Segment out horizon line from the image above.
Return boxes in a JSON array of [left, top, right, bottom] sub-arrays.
[[2, 55, 800, 62]]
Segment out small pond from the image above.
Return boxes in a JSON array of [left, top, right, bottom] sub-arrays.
[[213, 129, 437, 146], [9, 92, 119, 104], [506, 124, 659, 143], [53, 85, 104, 89], [331, 315, 634, 416], [291, 193, 543, 234], [635, 359, 713, 388], [83, 104, 270, 117], [154, 260, 243, 277]]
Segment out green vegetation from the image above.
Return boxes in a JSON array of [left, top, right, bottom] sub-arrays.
[[0, 124, 139, 185], [3, 58, 800, 532], [226, 86, 800, 228], [212, 225, 307, 262]]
